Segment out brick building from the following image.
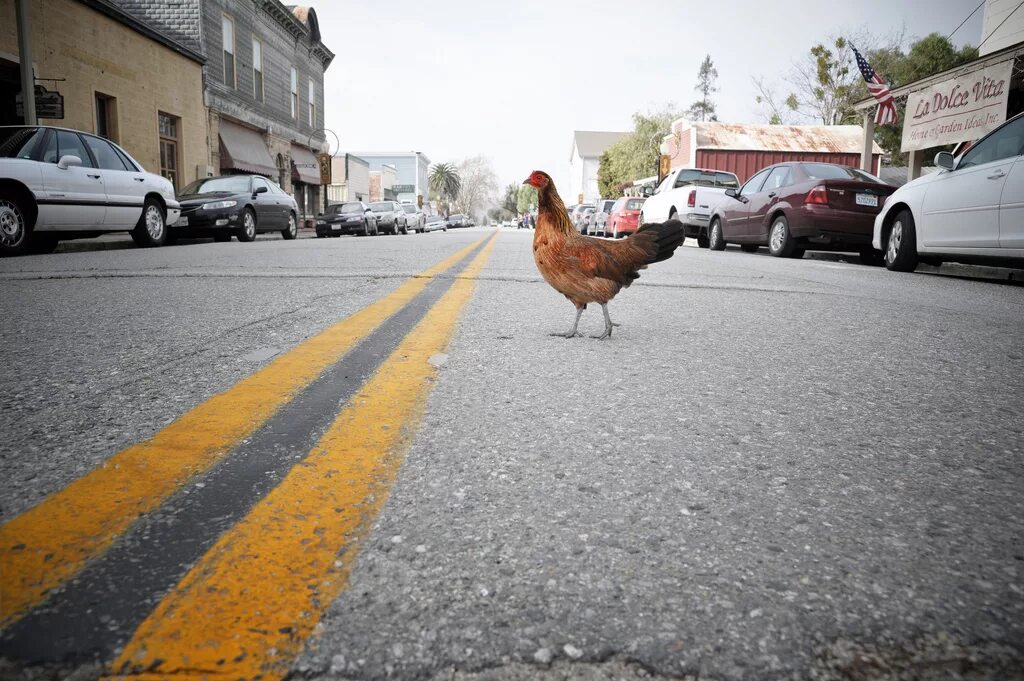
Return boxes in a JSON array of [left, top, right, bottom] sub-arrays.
[[118, 0, 335, 222], [0, 0, 207, 189]]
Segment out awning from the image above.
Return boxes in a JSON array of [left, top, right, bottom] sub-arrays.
[[291, 145, 320, 185], [218, 120, 277, 176]]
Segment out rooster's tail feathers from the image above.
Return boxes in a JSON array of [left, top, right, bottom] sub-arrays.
[[636, 219, 685, 264]]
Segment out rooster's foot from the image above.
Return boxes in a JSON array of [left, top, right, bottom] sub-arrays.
[[550, 330, 583, 339]]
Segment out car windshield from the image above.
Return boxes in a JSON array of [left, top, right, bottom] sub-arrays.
[[330, 202, 364, 214], [402, 205, 417, 213], [0, 127, 45, 158], [625, 199, 645, 210], [799, 163, 882, 183], [370, 202, 392, 211], [183, 176, 251, 194]]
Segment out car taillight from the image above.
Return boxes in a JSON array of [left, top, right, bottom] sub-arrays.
[[805, 185, 828, 205], [687, 189, 696, 208]]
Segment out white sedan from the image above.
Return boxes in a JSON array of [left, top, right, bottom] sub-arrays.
[[0, 125, 179, 256], [873, 112, 1024, 272]]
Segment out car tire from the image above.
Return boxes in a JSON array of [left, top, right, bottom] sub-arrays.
[[281, 213, 298, 240], [214, 234, 232, 242], [884, 209, 918, 272], [237, 208, 257, 243], [0, 192, 32, 257], [612, 223, 618, 239], [708, 218, 725, 251], [131, 198, 167, 248], [639, 212, 645, 226], [767, 215, 796, 257]]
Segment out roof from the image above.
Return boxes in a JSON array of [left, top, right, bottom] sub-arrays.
[[82, 0, 204, 63], [677, 120, 882, 155], [571, 131, 628, 160]]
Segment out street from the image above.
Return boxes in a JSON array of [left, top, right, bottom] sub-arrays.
[[1, 228, 1023, 681]]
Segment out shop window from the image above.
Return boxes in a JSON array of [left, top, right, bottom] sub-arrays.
[[158, 112, 180, 190]]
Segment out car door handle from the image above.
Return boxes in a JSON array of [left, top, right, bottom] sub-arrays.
[[133, 177, 146, 182], [87, 173, 101, 179], [988, 170, 1006, 179], [768, 191, 777, 198]]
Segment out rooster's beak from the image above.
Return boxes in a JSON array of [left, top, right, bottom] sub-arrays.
[[521, 178, 531, 186]]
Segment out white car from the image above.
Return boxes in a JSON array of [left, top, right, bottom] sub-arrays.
[[641, 167, 739, 246], [0, 125, 179, 256], [873, 112, 1024, 272]]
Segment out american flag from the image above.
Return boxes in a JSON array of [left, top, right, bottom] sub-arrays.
[[852, 45, 898, 125]]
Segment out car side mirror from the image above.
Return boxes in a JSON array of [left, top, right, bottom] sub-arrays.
[[57, 155, 82, 170], [725, 188, 739, 199], [934, 151, 956, 170], [642, 186, 654, 197], [254, 185, 268, 194]]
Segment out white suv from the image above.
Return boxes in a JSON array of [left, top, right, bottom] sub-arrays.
[[0, 125, 180, 256]]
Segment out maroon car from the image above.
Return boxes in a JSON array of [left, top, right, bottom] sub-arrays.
[[707, 162, 896, 262]]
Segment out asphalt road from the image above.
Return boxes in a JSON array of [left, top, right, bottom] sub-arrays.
[[1, 228, 1022, 681]]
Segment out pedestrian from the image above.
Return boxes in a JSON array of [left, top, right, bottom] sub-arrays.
[[529, 213, 536, 230]]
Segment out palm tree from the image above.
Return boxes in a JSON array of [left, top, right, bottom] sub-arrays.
[[429, 162, 462, 216]]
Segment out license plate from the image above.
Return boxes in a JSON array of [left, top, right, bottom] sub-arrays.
[[331, 223, 341, 230], [856, 193, 878, 207], [172, 217, 188, 227]]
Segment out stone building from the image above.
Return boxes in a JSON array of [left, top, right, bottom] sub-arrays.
[[117, 0, 335, 223], [0, 0, 207, 190]]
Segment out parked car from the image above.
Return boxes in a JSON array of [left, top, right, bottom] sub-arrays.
[[402, 203, 427, 232], [369, 201, 408, 235], [607, 197, 645, 238], [592, 199, 616, 236], [579, 206, 597, 235], [570, 204, 594, 233], [874, 112, 1024, 272], [315, 201, 378, 237], [641, 167, 739, 246], [706, 162, 896, 261], [0, 125, 180, 256], [424, 214, 447, 232], [447, 213, 468, 228], [172, 175, 298, 242]]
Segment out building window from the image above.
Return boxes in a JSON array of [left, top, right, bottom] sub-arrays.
[[308, 78, 315, 127], [95, 92, 117, 142], [158, 112, 180, 190], [252, 37, 263, 101], [222, 15, 236, 88], [290, 67, 298, 119]]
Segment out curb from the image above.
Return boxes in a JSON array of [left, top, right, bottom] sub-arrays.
[[54, 229, 318, 254]]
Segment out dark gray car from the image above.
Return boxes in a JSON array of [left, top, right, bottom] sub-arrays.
[[369, 201, 408, 235]]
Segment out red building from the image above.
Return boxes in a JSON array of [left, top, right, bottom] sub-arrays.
[[662, 120, 882, 183]]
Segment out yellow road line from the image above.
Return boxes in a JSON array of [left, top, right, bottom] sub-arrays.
[[111, 232, 499, 680], [0, 237, 488, 629]]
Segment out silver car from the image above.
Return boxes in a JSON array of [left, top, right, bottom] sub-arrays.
[[368, 200, 409, 235], [0, 125, 179, 256], [401, 203, 427, 232], [592, 199, 616, 237]]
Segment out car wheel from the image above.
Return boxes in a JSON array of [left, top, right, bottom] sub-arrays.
[[131, 198, 167, 247], [0, 193, 32, 257], [281, 213, 298, 240], [214, 234, 232, 242], [638, 212, 645, 226], [708, 218, 726, 251], [767, 215, 795, 257], [885, 209, 918, 272], [612, 223, 618, 239], [237, 208, 257, 242]]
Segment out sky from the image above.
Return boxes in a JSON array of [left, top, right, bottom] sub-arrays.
[[317, 0, 985, 194]]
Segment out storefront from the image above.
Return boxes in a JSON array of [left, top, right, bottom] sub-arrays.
[[290, 144, 321, 226]]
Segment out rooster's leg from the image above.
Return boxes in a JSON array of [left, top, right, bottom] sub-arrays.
[[593, 304, 621, 340], [550, 306, 584, 338]]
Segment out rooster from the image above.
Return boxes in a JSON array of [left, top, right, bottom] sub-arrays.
[[523, 170, 684, 339]]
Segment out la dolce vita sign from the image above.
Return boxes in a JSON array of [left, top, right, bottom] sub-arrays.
[[901, 60, 1012, 152]]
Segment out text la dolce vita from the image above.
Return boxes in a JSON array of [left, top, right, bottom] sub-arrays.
[[912, 75, 1006, 120]]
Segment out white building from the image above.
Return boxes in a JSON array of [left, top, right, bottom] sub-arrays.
[[327, 154, 370, 203], [345, 152, 430, 205], [568, 131, 627, 205], [980, 0, 1024, 56]]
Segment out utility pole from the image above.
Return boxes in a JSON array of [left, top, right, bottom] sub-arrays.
[[16, 0, 36, 125]]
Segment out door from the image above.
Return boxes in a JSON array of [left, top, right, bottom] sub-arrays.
[[251, 176, 280, 229], [722, 167, 771, 239], [999, 156, 1024, 249], [746, 166, 790, 241], [38, 129, 106, 228], [82, 134, 146, 228], [920, 115, 1024, 249]]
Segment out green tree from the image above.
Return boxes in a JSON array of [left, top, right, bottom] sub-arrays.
[[516, 184, 537, 214], [597, 105, 683, 198], [687, 55, 718, 122], [428, 162, 461, 216]]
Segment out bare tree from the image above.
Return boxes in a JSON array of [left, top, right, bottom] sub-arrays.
[[453, 155, 499, 222], [752, 76, 798, 124]]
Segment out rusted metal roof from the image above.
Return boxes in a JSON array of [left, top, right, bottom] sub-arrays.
[[674, 120, 882, 154]]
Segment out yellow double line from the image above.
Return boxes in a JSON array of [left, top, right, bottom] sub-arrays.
[[0, 233, 496, 640]]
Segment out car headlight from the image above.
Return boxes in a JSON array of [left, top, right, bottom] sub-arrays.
[[202, 200, 238, 210]]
